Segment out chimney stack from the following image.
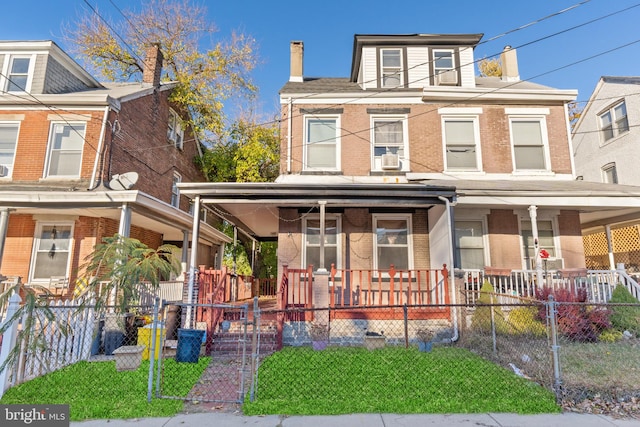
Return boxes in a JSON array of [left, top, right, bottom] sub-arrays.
[[143, 43, 163, 87], [290, 41, 304, 83], [500, 46, 519, 82]]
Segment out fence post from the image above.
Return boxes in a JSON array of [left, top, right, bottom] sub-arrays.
[[0, 293, 21, 398], [403, 304, 408, 348], [490, 293, 497, 355], [147, 297, 160, 403], [548, 294, 562, 397]]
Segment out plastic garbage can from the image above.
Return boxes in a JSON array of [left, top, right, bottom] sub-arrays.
[[104, 330, 124, 355], [137, 322, 166, 360], [175, 329, 205, 363]]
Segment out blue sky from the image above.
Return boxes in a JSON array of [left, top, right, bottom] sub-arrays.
[[4, 0, 640, 120]]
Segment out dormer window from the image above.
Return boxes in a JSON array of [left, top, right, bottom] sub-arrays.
[[380, 48, 403, 88], [2, 55, 33, 93], [433, 50, 457, 85]]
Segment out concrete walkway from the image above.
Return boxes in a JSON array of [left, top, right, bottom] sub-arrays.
[[71, 412, 640, 427]]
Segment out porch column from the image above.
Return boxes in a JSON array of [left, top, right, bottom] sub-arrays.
[[0, 208, 11, 273], [318, 200, 327, 273], [186, 196, 201, 328], [118, 202, 131, 237], [528, 205, 543, 287], [181, 230, 189, 279], [314, 201, 329, 324], [605, 225, 615, 270]]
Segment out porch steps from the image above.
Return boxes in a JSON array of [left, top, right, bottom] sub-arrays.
[[209, 330, 278, 356]]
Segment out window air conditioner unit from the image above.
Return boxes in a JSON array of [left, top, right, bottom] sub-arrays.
[[0, 165, 7, 177], [436, 69, 458, 85], [381, 153, 400, 169], [532, 257, 564, 270]]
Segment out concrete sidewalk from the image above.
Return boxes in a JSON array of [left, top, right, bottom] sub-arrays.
[[71, 412, 640, 427]]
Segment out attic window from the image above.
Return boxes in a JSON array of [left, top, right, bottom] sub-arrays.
[[599, 101, 628, 142], [380, 49, 402, 88], [3, 55, 33, 93], [167, 109, 184, 150]]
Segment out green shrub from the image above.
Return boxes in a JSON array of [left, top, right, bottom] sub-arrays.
[[598, 329, 623, 343], [471, 281, 509, 333], [609, 284, 640, 336], [506, 306, 547, 337]]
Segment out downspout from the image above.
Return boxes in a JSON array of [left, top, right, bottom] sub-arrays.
[[89, 106, 111, 189], [438, 195, 458, 342], [287, 97, 292, 174], [186, 195, 201, 328]]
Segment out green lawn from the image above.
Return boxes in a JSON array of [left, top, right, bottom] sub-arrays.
[[0, 358, 209, 421], [243, 346, 560, 416]]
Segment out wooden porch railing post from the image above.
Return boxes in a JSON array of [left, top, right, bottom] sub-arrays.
[[330, 264, 336, 308], [442, 264, 450, 305], [389, 265, 396, 306]]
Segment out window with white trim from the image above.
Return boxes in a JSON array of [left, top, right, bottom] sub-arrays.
[[30, 223, 73, 282], [171, 172, 181, 207], [304, 116, 339, 170], [443, 117, 480, 170], [167, 109, 184, 149], [303, 215, 341, 270], [380, 48, 402, 88], [510, 118, 549, 171], [454, 220, 486, 270], [599, 101, 628, 142], [521, 220, 557, 270], [374, 215, 411, 270], [0, 122, 19, 177], [433, 50, 454, 74], [46, 123, 85, 177], [372, 117, 407, 171], [602, 162, 618, 184], [3, 55, 33, 92]]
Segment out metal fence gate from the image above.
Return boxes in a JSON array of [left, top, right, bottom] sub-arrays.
[[146, 300, 252, 404]]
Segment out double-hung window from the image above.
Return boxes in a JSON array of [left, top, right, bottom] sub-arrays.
[[454, 220, 486, 270], [374, 215, 411, 270], [0, 123, 19, 177], [380, 48, 402, 88], [521, 220, 557, 270], [171, 172, 181, 207], [599, 101, 628, 142], [30, 223, 73, 282], [443, 117, 480, 170], [433, 50, 457, 85], [602, 162, 618, 184], [304, 215, 340, 271], [46, 123, 85, 177], [3, 55, 33, 92], [372, 117, 407, 171], [167, 109, 184, 149], [304, 116, 339, 171], [509, 114, 549, 172]]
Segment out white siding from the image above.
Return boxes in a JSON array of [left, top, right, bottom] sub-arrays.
[[362, 47, 378, 89], [459, 47, 476, 88], [407, 47, 430, 88]]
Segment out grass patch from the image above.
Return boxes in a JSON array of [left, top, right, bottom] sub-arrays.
[[0, 358, 209, 421], [243, 346, 559, 415]]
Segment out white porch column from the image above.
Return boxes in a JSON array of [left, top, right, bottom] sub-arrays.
[[118, 202, 131, 237], [186, 196, 201, 328], [605, 225, 615, 270], [180, 230, 189, 279], [317, 201, 327, 273], [528, 205, 543, 286], [0, 208, 11, 273]]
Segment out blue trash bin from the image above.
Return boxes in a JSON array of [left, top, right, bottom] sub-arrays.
[[175, 329, 205, 363]]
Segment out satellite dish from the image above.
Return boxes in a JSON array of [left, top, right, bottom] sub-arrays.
[[109, 172, 139, 190]]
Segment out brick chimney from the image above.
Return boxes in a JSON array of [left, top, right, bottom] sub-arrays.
[[290, 41, 304, 83], [143, 43, 163, 87], [500, 46, 519, 82]]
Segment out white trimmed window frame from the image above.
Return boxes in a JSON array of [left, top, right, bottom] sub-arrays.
[[303, 115, 341, 172], [598, 101, 629, 144], [370, 115, 410, 172], [44, 121, 86, 178], [372, 213, 413, 271], [506, 108, 551, 174], [380, 48, 403, 88], [515, 210, 561, 270], [171, 172, 182, 208], [302, 214, 342, 271], [0, 121, 21, 178], [441, 114, 482, 172], [29, 220, 74, 283], [433, 49, 455, 75], [1, 54, 36, 93], [453, 210, 490, 270]]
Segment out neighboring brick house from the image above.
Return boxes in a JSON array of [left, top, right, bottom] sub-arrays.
[[573, 77, 640, 271], [0, 41, 230, 295], [179, 34, 640, 313]]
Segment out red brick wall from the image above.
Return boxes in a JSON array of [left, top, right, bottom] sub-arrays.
[[487, 209, 523, 269], [558, 210, 586, 268]]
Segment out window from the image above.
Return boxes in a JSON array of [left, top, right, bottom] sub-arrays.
[[443, 118, 480, 170], [454, 220, 485, 270], [602, 163, 618, 184], [303, 216, 340, 270], [380, 48, 402, 88], [30, 223, 73, 282], [171, 172, 181, 207], [433, 50, 454, 74], [510, 118, 548, 171], [0, 123, 19, 177], [521, 220, 556, 269], [167, 109, 184, 149], [3, 56, 32, 92], [304, 117, 339, 170], [599, 101, 629, 142], [372, 117, 407, 171], [374, 216, 411, 270], [46, 123, 85, 177]]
